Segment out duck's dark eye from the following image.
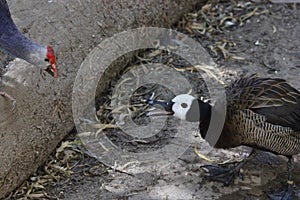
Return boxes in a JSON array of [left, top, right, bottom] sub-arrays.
[[44, 58, 50, 62], [181, 103, 188, 108]]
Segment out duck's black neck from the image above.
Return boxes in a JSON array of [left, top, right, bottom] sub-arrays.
[[185, 99, 211, 123], [198, 100, 212, 139], [200, 100, 212, 122]]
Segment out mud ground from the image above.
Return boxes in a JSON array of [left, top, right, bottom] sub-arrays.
[[3, 1, 300, 200]]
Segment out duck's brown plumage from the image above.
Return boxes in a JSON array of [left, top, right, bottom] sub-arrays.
[[201, 75, 300, 156]]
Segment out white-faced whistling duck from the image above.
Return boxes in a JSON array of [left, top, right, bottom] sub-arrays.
[[147, 74, 300, 200]]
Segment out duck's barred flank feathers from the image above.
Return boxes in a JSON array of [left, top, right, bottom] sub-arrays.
[[230, 110, 300, 156]]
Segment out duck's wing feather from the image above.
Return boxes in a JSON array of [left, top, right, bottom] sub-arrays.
[[227, 74, 300, 131]]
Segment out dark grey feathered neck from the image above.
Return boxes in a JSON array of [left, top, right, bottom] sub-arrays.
[[186, 99, 211, 122]]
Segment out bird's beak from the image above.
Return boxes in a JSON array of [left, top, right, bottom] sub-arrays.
[[45, 63, 59, 78], [147, 99, 174, 116]]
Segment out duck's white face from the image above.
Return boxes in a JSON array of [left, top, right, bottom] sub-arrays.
[[171, 94, 197, 120], [147, 93, 201, 122]]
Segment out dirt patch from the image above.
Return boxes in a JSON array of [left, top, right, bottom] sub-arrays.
[[0, 0, 204, 198], [4, 1, 300, 200]]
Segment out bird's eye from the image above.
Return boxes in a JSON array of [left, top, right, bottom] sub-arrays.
[[44, 58, 50, 62], [181, 103, 188, 108]]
